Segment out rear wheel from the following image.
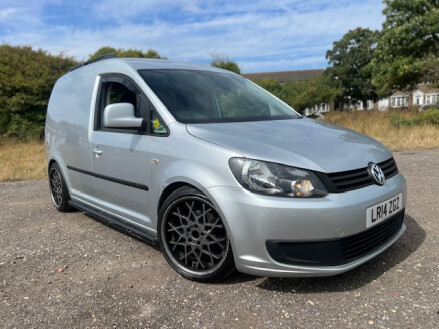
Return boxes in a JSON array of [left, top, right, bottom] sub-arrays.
[[49, 163, 74, 212], [158, 187, 235, 282]]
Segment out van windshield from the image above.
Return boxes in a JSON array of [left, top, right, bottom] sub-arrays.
[[138, 69, 300, 124]]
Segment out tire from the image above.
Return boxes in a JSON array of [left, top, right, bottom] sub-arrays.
[[48, 163, 74, 212], [158, 186, 235, 282]]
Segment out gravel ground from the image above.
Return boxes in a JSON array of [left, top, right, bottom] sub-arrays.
[[1, 148, 438, 328]]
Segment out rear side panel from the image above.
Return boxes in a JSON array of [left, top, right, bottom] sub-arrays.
[[45, 68, 98, 196]]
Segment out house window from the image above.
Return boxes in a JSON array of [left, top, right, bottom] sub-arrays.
[[307, 102, 329, 114], [426, 94, 439, 104], [391, 96, 408, 108]]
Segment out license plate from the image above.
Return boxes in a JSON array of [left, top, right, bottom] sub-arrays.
[[366, 193, 402, 228]]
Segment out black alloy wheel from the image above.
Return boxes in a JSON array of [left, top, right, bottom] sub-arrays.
[[49, 163, 73, 212], [158, 187, 235, 282]]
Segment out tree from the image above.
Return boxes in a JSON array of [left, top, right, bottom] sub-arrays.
[[287, 75, 341, 113], [210, 54, 241, 74], [371, 0, 439, 95], [256, 75, 340, 114], [256, 78, 287, 100], [0, 44, 77, 138], [89, 47, 165, 60], [326, 28, 380, 108]]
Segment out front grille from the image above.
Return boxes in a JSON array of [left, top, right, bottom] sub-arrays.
[[321, 157, 399, 193], [380, 157, 399, 178], [340, 210, 404, 260], [266, 210, 404, 266]]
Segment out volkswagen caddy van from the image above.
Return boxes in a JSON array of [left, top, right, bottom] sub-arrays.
[[45, 56, 406, 282]]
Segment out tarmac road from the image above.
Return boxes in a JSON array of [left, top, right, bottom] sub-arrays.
[[1, 148, 438, 328]]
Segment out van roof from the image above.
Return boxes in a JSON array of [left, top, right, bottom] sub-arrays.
[[123, 58, 231, 73], [70, 56, 231, 74]]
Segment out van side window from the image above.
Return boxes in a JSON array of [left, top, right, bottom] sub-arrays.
[[150, 110, 168, 135], [95, 75, 169, 136], [96, 78, 145, 132], [109, 82, 137, 107]]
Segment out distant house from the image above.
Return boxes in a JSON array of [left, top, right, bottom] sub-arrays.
[[243, 69, 439, 115], [387, 84, 439, 110], [349, 84, 439, 111]]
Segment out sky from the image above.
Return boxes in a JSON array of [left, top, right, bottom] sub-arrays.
[[0, 0, 385, 73]]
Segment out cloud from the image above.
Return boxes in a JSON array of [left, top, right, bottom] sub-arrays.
[[0, 8, 17, 22], [0, 0, 385, 72], [241, 56, 326, 72]]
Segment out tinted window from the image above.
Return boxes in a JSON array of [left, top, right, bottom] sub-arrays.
[[108, 82, 137, 107], [97, 81, 140, 130], [139, 69, 300, 123]]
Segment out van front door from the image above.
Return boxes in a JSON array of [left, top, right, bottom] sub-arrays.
[[89, 76, 153, 229]]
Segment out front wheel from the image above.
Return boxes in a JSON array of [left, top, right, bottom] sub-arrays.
[[158, 187, 235, 282]]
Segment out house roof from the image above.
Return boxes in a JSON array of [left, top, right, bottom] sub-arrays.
[[416, 84, 439, 94], [392, 84, 439, 96], [392, 91, 410, 96], [242, 69, 325, 83]]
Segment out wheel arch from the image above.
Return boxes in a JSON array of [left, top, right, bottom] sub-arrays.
[[158, 181, 199, 214], [48, 159, 57, 173]]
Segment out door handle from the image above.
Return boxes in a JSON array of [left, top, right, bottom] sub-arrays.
[[92, 147, 103, 156]]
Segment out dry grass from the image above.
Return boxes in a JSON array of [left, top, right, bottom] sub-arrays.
[[0, 140, 47, 182], [322, 110, 439, 152], [1, 110, 438, 182]]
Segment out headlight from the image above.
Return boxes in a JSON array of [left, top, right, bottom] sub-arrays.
[[229, 158, 328, 198]]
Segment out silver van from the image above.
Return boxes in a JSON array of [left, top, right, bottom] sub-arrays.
[[45, 56, 406, 282]]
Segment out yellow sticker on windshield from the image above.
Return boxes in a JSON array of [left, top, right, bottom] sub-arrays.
[[153, 119, 160, 129]]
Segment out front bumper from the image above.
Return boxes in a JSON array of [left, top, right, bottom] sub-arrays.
[[206, 173, 407, 277]]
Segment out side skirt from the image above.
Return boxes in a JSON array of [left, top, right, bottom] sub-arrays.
[[68, 199, 158, 245]]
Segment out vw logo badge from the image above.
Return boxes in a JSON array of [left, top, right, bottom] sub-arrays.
[[368, 163, 385, 186]]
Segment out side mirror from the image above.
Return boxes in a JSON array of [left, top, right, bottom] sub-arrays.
[[103, 103, 143, 128]]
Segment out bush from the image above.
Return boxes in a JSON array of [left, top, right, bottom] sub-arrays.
[[390, 114, 411, 128], [210, 54, 241, 74], [0, 45, 77, 139], [390, 109, 439, 128], [89, 47, 165, 60]]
